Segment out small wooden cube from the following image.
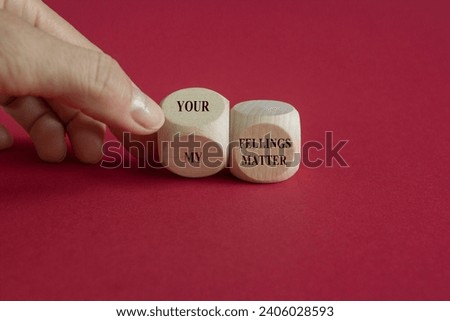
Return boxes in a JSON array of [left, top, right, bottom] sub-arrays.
[[158, 87, 229, 177], [230, 100, 301, 183]]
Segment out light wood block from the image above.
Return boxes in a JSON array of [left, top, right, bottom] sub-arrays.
[[158, 87, 229, 177], [230, 100, 301, 183]]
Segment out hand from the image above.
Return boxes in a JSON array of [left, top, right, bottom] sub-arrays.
[[0, 0, 164, 163]]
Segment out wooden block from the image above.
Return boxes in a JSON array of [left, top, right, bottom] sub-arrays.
[[158, 87, 229, 177], [230, 100, 301, 183]]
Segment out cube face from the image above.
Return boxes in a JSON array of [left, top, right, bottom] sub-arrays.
[[158, 88, 229, 178], [230, 101, 301, 183], [161, 88, 227, 126], [159, 133, 225, 178]]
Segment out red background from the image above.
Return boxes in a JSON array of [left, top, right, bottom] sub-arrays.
[[0, 0, 449, 300]]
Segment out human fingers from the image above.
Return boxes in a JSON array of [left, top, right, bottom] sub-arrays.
[[3, 97, 67, 162], [3, 95, 106, 163], [0, 12, 164, 136], [66, 112, 106, 164], [41, 100, 105, 164]]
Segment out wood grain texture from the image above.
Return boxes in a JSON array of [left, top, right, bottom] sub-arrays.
[[158, 87, 229, 178], [230, 100, 301, 183]]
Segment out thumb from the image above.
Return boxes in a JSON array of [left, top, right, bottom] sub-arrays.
[[0, 12, 164, 135]]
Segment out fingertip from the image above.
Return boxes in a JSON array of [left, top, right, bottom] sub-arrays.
[[71, 134, 104, 164], [67, 114, 106, 164], [0, 125, 13, 150], [30, 113, 67, 163]]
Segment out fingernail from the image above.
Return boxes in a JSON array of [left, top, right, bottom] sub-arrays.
[[130, 86, 164, 132]]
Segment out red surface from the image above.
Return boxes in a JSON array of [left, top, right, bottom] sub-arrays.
[[0, 0, 449, 300]]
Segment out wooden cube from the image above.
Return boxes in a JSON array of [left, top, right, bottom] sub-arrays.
[[230, 100, 301, 183], [158, 88, 229, 177]]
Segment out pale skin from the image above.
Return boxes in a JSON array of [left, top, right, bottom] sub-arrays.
[[0, 0, 165, 163]]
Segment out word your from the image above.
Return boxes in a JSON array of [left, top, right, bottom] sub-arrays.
[[177, 100, 209, 112]]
